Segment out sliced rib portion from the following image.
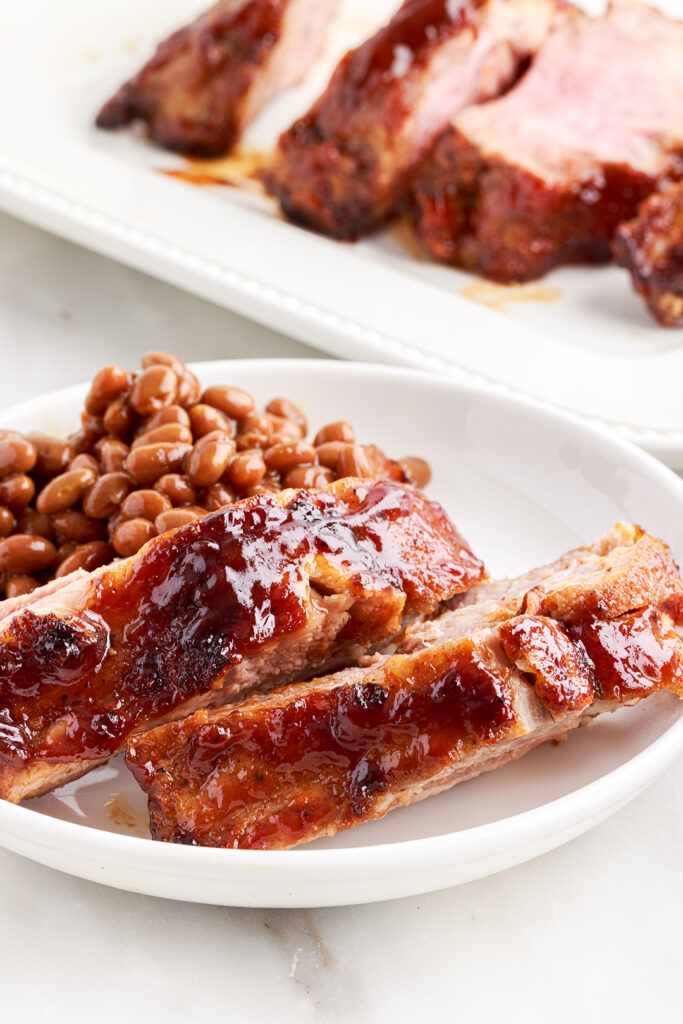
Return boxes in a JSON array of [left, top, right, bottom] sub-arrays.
[[0, 480, 483, 803], [96, 0, 340, 156], [126, 522, 683, 850], [411, 1, 683, 281], [614, 181, 683, 327], [263, 0, 557, 238]]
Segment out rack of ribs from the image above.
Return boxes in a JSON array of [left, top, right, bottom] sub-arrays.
[[96, 0, 340, 156], [614, 180, 683, 327], [126, 523, 683, 850], [263, 0, 558, 239], [411, 0, 683, 282], [0, 480, 483, 803]]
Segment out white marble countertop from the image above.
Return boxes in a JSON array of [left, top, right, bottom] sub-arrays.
[[0, 211, 681, 1023]]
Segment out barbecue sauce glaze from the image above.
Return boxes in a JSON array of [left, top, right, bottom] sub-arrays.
[[0, 482, 483, 773], [127, 605, 683, 850]]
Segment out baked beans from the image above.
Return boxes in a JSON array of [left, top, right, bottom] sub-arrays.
[[185, 431, 236, 488], [112, 518, 157, 557], [82, 472, 131, 519], [126, 442, 192, 485], [0, 352, 428, 594], [0, 474, 35, 510]]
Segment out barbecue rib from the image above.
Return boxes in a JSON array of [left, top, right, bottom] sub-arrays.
[[263, 0, 558, 239], [96, 0, 340, 156], [614, 181, 683, 327], [411, 0, 683, 281], [0, 480, 483, 803], [126, 523, 683, 850]]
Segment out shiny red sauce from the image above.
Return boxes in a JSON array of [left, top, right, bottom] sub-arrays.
[[500, 616, 593, 714], [129, 636, 520, 848], [570, 609, 683, 701], [0, 482, 483, 769], [128, 603, 683, 849], [340, 0, 473, 95]]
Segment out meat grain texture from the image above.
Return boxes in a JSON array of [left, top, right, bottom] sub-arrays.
[[264, 0, 558, 238], [96, 0, 340, 156], [0, 480, 483, 802], [127, 523, 683, 850], [411, 0, 683, 280]]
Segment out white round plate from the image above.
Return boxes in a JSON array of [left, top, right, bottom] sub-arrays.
[[0, 360, 682, 907]]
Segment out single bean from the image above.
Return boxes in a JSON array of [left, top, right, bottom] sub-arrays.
[[26, 433, 74, 478], [265, 398, 307, 434], [315, 441, 345, 471], [56, 541, 114, 578], [185, 432, 235, 488], [337, 445, 375, 479], [80, 411, 106, 443], [16, 508, 55, 539], [239, 414, 273, 438], [188, 404, 233, 439], [82, 472, 131, 519], [225, 452, 266, 491], [200, 483, 235, 511], [143, 405, 191, 432], [112, 518, 157, 557], [66, 428, 94, 454], [235, 430, 270, 451], [177, 369, 201, 408], [52, 510, 107, 543], [363, 445, 401, 480], [130, 366, 178, 416], [85, 365, 129, 415], [155, 507, 205, 534], [0, 506, 15, 538], [264, 414, 303, 441], [313, 421, 355, 446], [283, 466, 335, 489], [263, 442, 316, 474], [96, 438, 129, 474], [0, 436, 37, 478], [0, 474, 35, 510], [126, 442, 192, 485], [141, 351, 186, 376], [201, 385, 254, 421], [36, 468, 96, 515], [120, 489, 171, 522], [0, 535, 56, 574], [399, 457, 431, 489], [70, 453, 100, 475], [142, 352, 200, 407], [6, 575, 40, 598], [154, 473, 196, 506], [132, 422, 193, 449], [103, 397, 137, 439]]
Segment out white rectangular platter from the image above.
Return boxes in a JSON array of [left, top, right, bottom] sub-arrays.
[[1, 0, 683, 461]]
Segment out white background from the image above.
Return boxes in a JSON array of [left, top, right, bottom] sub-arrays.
[[0, 210, 681, 1022]]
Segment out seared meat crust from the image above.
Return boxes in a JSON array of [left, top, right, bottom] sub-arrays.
[[0, 480, 483, 802], [127, 522, 683, 850]]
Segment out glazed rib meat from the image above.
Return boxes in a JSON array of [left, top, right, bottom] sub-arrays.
[[127, 523, 683, 850], [0, 480, 484, 803], [96, 0, 340, 156], [411, 0, 683, 281], [263, 0, 558, 239], [614, 180, 683, 327]]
